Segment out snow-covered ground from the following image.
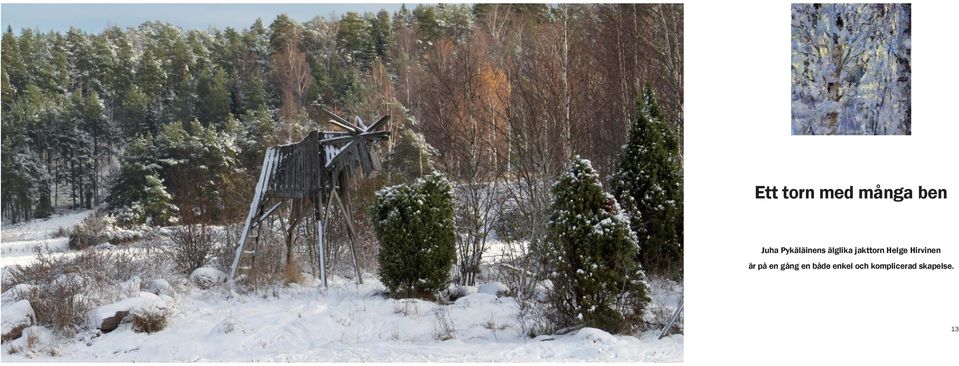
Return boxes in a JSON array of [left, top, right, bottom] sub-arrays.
[[0, 213, 683, 362], [1, 210, 92, 267], [3, 277, 682, 362]]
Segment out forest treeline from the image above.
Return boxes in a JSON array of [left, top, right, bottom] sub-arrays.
[[1, 4, 683, 225]]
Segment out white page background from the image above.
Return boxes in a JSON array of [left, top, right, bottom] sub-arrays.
[[685, 0, 959, 364]]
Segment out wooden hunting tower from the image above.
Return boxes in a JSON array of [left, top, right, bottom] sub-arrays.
[[228, 109, 389, 287]]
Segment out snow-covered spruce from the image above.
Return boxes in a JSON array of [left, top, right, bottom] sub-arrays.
[[541, 157, 651, 334], [107, 134, 178, 227], [611, 85, 683, 278]]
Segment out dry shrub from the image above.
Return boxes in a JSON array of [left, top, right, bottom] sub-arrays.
[[2, 248, 164, 335], [5, 326, 56, 356], [228, 219, 303, 290], [162, 224, 220, 274], [19, 276, 87, 335], [346, 177, 384, 272], [283, 262, 304, 284], [432, 307, 456, 341], [130, 304, 169, 333], [392, 299, 420, 318], [215, 223, 244, 270]]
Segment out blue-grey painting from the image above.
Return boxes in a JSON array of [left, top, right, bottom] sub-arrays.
[[791, 4, 911, 135]]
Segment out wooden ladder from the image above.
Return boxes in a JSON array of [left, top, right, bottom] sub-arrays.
[[229, 147, 279, 288], [235, 230, 261, 286]]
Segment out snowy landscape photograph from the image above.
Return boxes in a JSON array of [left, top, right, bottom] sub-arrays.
[[0, 3, 683, 362], [791, 3, 911, 135]]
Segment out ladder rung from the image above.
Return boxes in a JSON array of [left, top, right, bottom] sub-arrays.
[[239, 266, 252, 270], [243, 250, 256, 255]]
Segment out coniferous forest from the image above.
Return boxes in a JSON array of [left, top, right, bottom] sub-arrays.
[[2, 4, 682, 225], [1, 4, 684, 360]]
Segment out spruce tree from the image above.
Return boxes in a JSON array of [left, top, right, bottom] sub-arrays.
[[370, 10, 393, 63], [542, 157, 650, 334], [140, 174, 178, 226], [107, 135, 177, 225], [373, 172, 456, 298], [611, 85, 683, 278]]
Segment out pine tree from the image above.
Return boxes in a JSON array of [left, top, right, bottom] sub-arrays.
[[17, 29, 39, 89], [104, 27, 136, 95], [374, 172, 456, 298], [87, 35, 115, 98], [611, 85, 683, 278], [542, 157, 650, 334], [1, 70, 13, 112], [1, 139, 52, 222], [59, 91, 96, 208], [268, 14, 299, 54], [79, 91, 111, 205], [117, 86, 149, 139], [46, 34, 72, 95], [245, 18, 271, 70], [337, 12, 376, 70], [413, 5, 440, 43], [240, 69, 267, 112], [163, 36, 197, 124], [236, 109, 277, 171], [136, 49, 166, 98], [197, 67, 232, 125]]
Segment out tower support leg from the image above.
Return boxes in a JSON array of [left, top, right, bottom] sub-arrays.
[[332, 188, 363, 285], [312, 195, 327, 288]]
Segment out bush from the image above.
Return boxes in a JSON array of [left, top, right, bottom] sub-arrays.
[[68, 213, 147, 250], [373, 172, 456, 298], [540, 157, 650, 334], [69, 214, 110, 250], [163, 224, 220, 274]]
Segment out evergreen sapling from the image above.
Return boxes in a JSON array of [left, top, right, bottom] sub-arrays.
[[542, 157, 650, 334]]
